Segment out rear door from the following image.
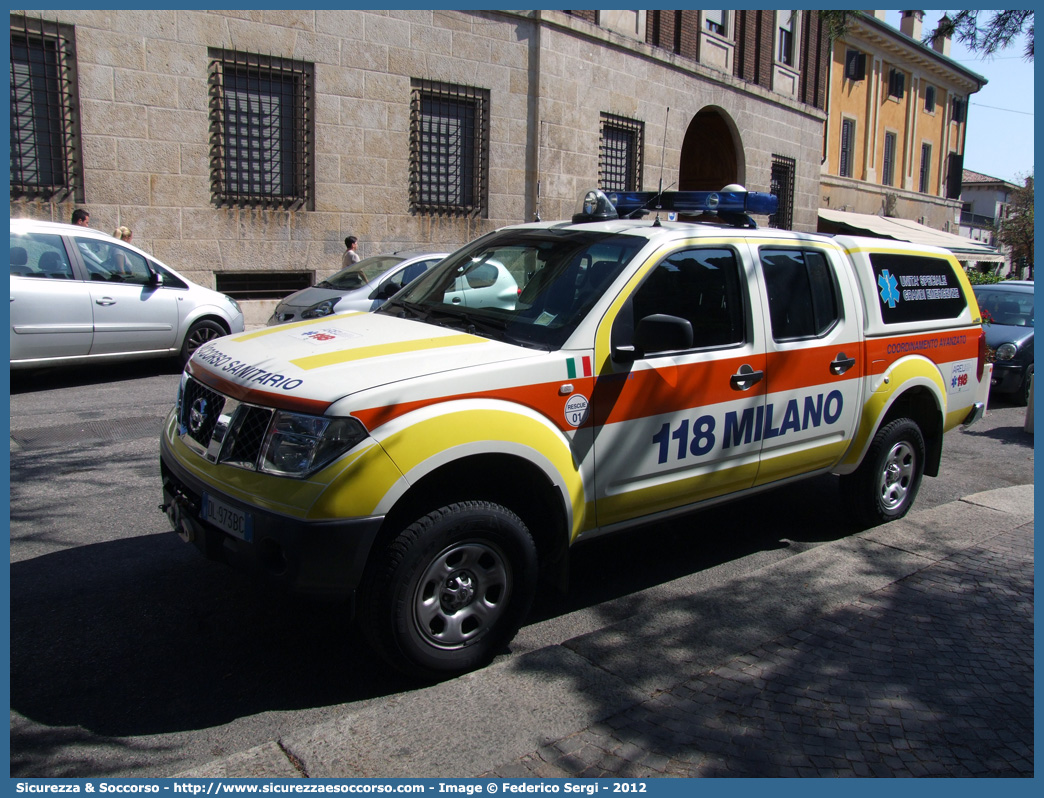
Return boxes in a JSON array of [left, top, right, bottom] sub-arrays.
[[9, 230, 93, 361], [751, 244, 863, 485], [591, 242, 769, 528]]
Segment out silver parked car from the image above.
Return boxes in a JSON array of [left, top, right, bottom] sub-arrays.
[[10, 218, 245, 370], [268, 251, 449, 325]]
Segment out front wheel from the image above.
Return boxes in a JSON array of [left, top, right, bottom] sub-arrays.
[[180, 319, 227, 366], [841, 418, 925, 528], [359, 501, 538, 680]]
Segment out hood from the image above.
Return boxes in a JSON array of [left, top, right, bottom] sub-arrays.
[[983, 322, 1034, 349], [275, 284, 369, 313], [187, 311, 540, 411]]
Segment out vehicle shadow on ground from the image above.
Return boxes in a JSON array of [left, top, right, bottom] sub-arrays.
[[10, 460, 858, 778], [9, 359, 182, 394]]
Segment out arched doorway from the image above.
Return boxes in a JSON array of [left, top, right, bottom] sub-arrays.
[[679, 107, 744, 191]]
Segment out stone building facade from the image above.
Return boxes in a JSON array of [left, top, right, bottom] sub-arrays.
[[10, 9, 830, 304]]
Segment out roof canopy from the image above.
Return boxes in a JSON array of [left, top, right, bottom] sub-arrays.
[[818, 208, 1004, 263]]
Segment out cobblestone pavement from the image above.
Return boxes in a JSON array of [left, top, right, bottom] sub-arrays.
[[481, 523, 1034, 778]]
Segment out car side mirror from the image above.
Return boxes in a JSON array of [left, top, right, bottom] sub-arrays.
[[613, 314, 693, 362], [376, 281, 400, 300], [149, 269, 164, 286]]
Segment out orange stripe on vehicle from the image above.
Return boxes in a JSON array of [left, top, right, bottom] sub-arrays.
[[864, 328, 980, 369], [289, 334, 485, 370]]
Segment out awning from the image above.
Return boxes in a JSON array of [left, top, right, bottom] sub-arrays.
[[818, 208, 1005, 263]]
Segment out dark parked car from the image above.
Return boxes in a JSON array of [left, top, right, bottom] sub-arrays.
[[974, 281, 1034, 405]]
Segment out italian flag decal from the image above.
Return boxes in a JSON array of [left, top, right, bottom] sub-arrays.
[[566, 355, 592, 379]]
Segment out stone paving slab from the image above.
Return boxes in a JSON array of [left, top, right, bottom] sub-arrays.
[[481, 523, 1034, 778], [179, 487, 1034, 779]]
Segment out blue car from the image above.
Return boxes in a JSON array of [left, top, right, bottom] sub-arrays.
[[974, 281, 1034, 405]]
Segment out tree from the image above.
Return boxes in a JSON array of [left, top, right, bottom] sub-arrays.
[[927, 11, 1034, 61], [998, 175, 1034, 280]]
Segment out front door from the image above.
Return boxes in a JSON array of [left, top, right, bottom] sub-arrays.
[[73, 235, 181, 355], [592, 243, 768, 529]]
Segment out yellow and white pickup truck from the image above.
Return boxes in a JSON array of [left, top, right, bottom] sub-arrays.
[[160, 188, 987, 678]]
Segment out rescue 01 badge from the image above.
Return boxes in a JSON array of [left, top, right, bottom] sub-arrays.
[[564, 394, 589, 427]]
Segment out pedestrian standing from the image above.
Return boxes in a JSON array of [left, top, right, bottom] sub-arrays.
[[342, 236, 361, 269]]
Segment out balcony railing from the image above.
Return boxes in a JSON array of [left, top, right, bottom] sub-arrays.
[[960, 211, 995, 228]]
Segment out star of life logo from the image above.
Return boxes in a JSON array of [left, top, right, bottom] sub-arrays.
[[878, 269, 900, 309]]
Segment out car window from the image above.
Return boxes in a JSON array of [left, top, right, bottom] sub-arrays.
[[976, 290, 1034, 328], [386, 230, 645, 349], [323, 256, 404, 290], [73, 236, 151, 285], [629, 247, 746, 349], [760, 248, 840, 340], [10, 231, 75, 279]]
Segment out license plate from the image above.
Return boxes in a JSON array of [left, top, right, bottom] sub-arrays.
[[201, 493, 253, 542]]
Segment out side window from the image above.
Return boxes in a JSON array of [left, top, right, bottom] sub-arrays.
[[74, 236, 150, 285], [10, 232, 74, 279], [630, 248, 745, 349], [761, 248, 840, 340]]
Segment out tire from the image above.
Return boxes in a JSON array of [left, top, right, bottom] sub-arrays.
[[180, 319, 227, 367], [841, 418, 925, 528], [359, 501, 538, 680], [1014, 363, 1034, 407]]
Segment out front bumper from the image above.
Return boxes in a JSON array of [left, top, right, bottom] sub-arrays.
[[989, 361, 1028, 394], [160, 434, 384, 600]]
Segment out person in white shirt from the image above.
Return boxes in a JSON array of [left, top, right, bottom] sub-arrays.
[[342, 235, 361, 269]]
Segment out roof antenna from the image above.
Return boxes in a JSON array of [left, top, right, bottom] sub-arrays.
[[652, 107, 670, 227]]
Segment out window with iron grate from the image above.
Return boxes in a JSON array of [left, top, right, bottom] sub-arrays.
[[409, 79, 490, 217], [769, 155, 795, 230], [9, 15, 82, 202], [208, 49, 314, 210], [599, 113, 644, 193]]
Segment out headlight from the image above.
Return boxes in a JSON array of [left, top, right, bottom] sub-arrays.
[[302, 299, 337, 319], [995, 342, 1019, 361], [225, 295, 242, 314], [259, 412, 368, 476]]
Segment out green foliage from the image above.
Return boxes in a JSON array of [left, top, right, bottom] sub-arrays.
[[966, 270, 1003, 285], [928, 11, 1034, 61], [998, 175, 1035, 279]]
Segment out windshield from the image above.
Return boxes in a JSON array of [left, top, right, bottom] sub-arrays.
[[976, 289, 1034, 328], [378, 229, 646, 349], [321, 255, 405, 290]]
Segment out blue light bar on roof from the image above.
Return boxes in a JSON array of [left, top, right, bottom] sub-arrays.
[[610, 189, 779, 218]]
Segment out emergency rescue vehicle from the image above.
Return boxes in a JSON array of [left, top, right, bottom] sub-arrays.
[[160, 187, 988, 678]]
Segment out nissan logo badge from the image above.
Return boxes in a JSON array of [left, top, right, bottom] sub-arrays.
[[189, 397, 208, 434]]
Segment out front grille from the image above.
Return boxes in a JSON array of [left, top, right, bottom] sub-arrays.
[[180, 378, 225, 448], [178, 376, 274, 470]]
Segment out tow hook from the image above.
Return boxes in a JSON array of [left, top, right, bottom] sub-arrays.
[[161, 499, 195, 543]]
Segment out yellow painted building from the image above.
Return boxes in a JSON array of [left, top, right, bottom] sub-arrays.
[[821, 10, 986, 232]]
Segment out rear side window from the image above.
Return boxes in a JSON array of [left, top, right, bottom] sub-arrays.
[[869, 253, 967, 323], [760, 248, 840, 340], [10, 231, 74, 279]]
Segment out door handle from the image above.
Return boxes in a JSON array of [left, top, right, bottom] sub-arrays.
[[730, 364, 764, 391], [830, 352, 856, 375], [95, 297, 116, 306]]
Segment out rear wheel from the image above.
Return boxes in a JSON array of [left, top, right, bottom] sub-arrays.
[[841, 418, 925, 527], [359, 501, 538, 680]]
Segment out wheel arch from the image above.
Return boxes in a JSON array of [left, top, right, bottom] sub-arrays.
[[378, 452, 572, 590]]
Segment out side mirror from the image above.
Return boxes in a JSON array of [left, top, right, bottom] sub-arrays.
[[376, 281, 400, 300], [613, 314, 693, 362], [149, 269, 164, 286]]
